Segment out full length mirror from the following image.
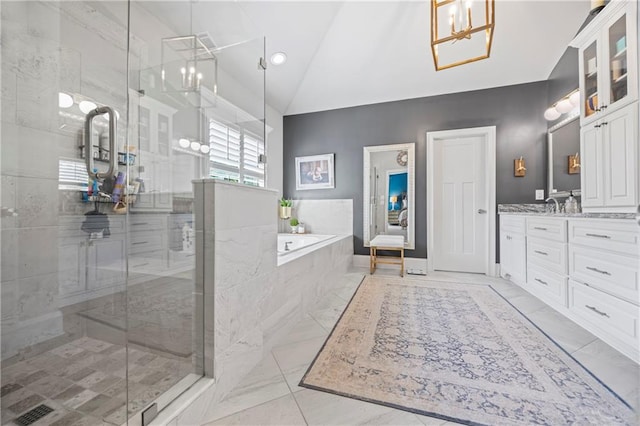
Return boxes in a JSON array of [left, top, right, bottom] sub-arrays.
[[548, 113, 581, 197], [363, 143, 416, 249]]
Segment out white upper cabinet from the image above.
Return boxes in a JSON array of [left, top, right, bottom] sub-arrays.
[[571, 0, 638, 125], [581, 102, 638, 211]]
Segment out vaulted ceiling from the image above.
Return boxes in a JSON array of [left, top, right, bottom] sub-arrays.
[[146, 1, 592, 116]]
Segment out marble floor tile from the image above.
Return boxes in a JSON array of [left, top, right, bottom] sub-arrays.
[[358, 409, 430, 425], [308, 306, 344, 331], [205, 353, 291, 423], [204, 394, 306, 426], [293, 388, 393, 425], [282, 365, 309, 394], [275, 315, 328, 348], [501, 293, 548, 315], [272, 336, 326, 373], [526, 306, 597, 354], [312, 292, 348, 311], [572, 339, 640, 398]]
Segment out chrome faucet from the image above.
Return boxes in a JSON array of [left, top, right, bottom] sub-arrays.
[[284, 241, 293, 251], [545, 197, 559, 213]]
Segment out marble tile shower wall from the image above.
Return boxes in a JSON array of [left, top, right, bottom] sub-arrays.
[[0, 2, 143, 360], [189, 180, 352, 424], [278, 199, 353, 235]]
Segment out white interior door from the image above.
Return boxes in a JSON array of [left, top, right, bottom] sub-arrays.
[[427, 127, 496, 274]]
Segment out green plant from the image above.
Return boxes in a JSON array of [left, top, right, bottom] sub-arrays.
[[289, 217, 299, 227], [279, 197, 292, 207]]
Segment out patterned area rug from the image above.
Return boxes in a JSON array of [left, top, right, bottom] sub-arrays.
[[300, 276, 636, 425]]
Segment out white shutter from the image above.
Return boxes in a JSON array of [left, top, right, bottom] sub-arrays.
[[209, 119, 265, 188], [59, 158, 89, 190]]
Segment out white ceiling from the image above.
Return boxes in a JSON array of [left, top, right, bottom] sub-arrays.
[[149, 1, 592, 116]]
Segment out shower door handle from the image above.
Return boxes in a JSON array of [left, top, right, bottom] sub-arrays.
[[85, 106, 117, 181]]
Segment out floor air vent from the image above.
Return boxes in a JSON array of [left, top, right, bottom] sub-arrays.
[[14, 404, 54, 425]]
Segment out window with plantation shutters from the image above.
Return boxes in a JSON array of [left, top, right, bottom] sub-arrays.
[[209, 119, 265, 187], [58, 158, 89, 190]]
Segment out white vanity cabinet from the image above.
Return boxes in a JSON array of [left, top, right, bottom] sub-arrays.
[[571, 0, 639, 212], [499, 213, 639, 363], [525, 217, 569, 311], [58, 215, 126, 306], [571, 0, 638, 125], [580, 103, 638, 210], [131, 96, 175, 212], [499, 216, 526, 286], [566, 219, 639, 362]]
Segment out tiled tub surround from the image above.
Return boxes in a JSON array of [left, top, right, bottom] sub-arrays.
[[278, 199, 353, 235], [499, 211, 640, 363], [182, 180, 353, 425]]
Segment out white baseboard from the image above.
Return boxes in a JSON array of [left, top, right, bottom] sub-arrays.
[[353, 255, 428, 271]]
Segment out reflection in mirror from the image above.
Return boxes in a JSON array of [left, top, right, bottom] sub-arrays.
[[363, 143, 415, 249], [548, 113, 580, 197]]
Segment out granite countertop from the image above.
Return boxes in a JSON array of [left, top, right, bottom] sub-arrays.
[[498, 204, 636, 220]]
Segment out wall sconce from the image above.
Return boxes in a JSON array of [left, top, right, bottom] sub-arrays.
[[568, 152, 580, 174], [514, 156, 526, 177], [544, 89, 580, 121]]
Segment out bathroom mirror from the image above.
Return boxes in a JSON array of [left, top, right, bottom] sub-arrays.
[[548, 113, 581, 198], [363, 143, 415, 249]]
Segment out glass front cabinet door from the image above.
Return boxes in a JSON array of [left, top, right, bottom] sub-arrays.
[[572, 1, 638, 125]]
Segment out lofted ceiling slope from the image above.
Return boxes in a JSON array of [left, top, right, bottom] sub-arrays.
[[143, 1, 592, 116]]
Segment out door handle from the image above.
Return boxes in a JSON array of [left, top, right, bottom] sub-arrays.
[[477, 209, 487, 214], [84, 105, 117, 181], [636, 204, 640, 227]]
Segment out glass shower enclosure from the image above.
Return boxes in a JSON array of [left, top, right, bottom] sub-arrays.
[[1, 1, 265, 424]]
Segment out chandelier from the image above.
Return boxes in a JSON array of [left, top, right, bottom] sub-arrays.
[[430, 0, 495, 71], [161, 34, 217, 93]]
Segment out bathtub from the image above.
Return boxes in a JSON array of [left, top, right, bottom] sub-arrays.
[[277, 234, 336, 255]]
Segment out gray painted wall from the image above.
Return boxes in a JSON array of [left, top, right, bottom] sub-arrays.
[[547, 47, 580, 127], [283, 80, 549, 259]]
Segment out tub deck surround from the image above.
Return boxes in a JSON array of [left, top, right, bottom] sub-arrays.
[[190, 180, 354, 423], [279, 199, 353, 235]]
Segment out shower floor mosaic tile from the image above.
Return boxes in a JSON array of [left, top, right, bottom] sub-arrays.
[[1, 337, 192, 426]]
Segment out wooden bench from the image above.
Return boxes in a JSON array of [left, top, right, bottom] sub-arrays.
[[369, 235, 405, 277]]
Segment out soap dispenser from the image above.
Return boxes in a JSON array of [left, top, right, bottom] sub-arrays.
[[565, 191, 578, 214]]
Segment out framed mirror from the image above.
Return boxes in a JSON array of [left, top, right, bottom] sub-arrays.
[[363, 143, 415, 249], [548, 112, 581, 198]]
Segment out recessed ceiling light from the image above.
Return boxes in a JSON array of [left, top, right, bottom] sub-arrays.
[[270, 52, 287, 66]]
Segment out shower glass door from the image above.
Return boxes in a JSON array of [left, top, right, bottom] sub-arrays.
[[1, 2, 131, 425], [1, 1, 206, 424]]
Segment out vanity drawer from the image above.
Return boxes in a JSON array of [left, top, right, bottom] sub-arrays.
[[500, 215, 525, 234], [568, 279, 639, 349], [129, 232, 164, 255], [527, 237, 567, 275], [568, 219, 640, 256], [526, 217, 567, 242], [568, 245, 639, 304], [129, 214, 167, 233], [527, 265, 567, 308]]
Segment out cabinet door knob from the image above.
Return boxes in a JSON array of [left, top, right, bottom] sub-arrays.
[[594, 124, 601, 128], [477, 209, 487, 214], [602, 122, 608, 126], [600, 104, 607, 110]]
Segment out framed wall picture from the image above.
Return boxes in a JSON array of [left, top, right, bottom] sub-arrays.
[[295, 153, 335, 190]]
